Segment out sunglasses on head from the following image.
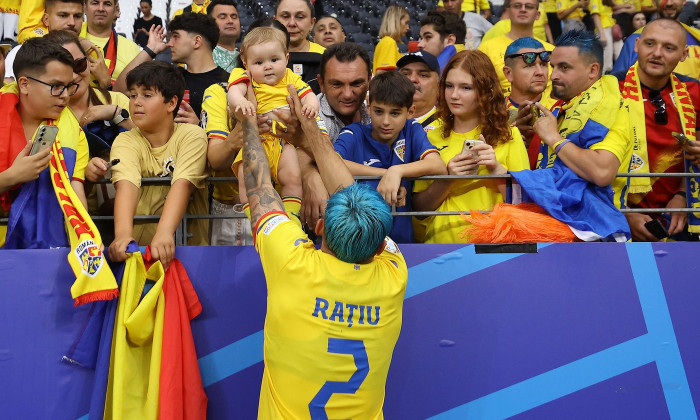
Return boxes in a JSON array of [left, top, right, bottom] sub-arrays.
[[73, 56, 88, 73], [649, 91, 668, 125], [505, 51, 551, 65]]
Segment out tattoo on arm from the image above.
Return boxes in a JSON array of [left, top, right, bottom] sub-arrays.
[[241, 118, 284, 224]]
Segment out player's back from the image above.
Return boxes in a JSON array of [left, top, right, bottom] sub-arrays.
[[254, 213, 408, 419]]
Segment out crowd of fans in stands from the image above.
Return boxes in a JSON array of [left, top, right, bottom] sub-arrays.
[[1, 0, 700, 268]]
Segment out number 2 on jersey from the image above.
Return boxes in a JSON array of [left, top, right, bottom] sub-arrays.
[[308, 338, 369, 420]]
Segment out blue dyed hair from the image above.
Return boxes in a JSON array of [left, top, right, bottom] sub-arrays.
[[555, 29, 604, 75], [324, 183, 393, 264], [504, 36, 544, 57]]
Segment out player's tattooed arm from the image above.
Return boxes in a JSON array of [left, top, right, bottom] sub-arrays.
[[241, 116, 285, 225]]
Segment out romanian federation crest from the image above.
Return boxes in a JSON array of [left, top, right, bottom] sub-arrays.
[[74, 239, 104, 278], [394, 139, 406, 162]]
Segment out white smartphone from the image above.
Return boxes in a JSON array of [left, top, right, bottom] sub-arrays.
[[29, 125, 59, 155], [462, 138, 485, 156]]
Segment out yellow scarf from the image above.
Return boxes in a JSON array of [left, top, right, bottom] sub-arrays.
[[621, 63, 700, 233], [49, 135, 118, 306]]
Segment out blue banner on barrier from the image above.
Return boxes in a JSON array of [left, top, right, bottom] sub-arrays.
[[0, 243, 699, 419]]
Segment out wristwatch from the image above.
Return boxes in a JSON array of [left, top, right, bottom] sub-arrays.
[[112, 108, 130, 125]]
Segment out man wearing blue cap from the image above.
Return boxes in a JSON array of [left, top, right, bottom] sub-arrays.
[[397, 50, 441, 133]]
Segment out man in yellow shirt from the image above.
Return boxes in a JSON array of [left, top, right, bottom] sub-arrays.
[[236, 84, 408, 419], [479, 0, 554, 95], [80, 0, 141, 86], [439, 0, 492, 19]]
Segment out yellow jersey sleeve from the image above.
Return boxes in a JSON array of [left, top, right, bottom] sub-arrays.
[[227, 67, 249, 90], [73, 129, 89, 183], [201, 83, 230, 140], [17, 0, 46, 43]]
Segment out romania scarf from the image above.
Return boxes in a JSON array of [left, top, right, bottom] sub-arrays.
[[50, 135, 119, 305], [621, 63, 700, 233]]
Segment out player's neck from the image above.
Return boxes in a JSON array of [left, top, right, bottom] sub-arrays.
[[638, 68, 671, 92], [453, 114, 479, 133], [218, 35, 237, 51]]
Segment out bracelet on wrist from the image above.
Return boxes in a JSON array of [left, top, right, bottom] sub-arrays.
[[554, 138, 572, 155], [676, 190, 687, 199], [143, 46, 157, 59]]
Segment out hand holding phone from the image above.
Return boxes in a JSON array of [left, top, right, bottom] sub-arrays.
[[644, 219, 669, 240], [30, 125, 59, 155], [462, 139, 485, 158]]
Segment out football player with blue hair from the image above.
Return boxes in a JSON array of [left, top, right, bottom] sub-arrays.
[[236, 82, 408, 418]]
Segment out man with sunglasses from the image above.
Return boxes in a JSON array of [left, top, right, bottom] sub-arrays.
[[614, 18, 700, 241], [478, 0, 553, 95], [503, 37, 562, 169], [0, 37, 88, 248]]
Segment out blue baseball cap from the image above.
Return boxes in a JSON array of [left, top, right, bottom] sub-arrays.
[[396, 50, 440, 74]]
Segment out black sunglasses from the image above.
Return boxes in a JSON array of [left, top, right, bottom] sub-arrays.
[[73, 56, 88, 73], [505, 51, 551, 65], [649, 91, 667, 125]]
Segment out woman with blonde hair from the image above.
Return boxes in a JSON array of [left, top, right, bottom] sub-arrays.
[[373, 4, 409, 74], [412, 50, 529, 243]]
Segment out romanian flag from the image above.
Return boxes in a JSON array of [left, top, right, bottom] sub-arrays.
[[105, 247, 206, 420]]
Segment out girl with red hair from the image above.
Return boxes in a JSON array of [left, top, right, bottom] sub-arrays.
[[413, 50, 529, 243]]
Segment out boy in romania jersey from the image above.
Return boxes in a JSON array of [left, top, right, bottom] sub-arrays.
[[227, 26, 323, 225], [334, 71, 446, 243], [236, 84, 408, 420]]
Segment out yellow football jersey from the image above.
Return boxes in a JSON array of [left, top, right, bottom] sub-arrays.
[[254, 211, 408, 419]]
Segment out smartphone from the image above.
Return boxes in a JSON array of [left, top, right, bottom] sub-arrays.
[[531, 104, 540, 124], [645, 219, 669, 240], [672, 132, 692, 146], [507, 108, 519, 124], [462, 139, 485, 156], [29, 125, 59, 155]]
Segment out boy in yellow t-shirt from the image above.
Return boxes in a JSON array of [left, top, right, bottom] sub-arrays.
[[108, 61, 209, 270], [226, 26, 322, 225]]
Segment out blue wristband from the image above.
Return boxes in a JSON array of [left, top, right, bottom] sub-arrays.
[[554, 138, 572, 154]]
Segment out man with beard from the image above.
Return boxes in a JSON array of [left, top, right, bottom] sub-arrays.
[[501, 30, 632, 241], [613, 0, 700, 76], [614, 19, 700, 240]]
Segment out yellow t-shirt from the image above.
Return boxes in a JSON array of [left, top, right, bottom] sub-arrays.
[[110, 123, 210, 245], [414, 123, 529, 243], [482, 6, 549, 44], [542, 0, 558, 13], [254, 211, 407, 419], [633, 0, 654, 11], [373, 36, 402, 73], [437, 0, 490, 12], [201, 82, 239, 204], [81, 28, 142, 83], [558, 0, 588, 20], [307, 41, 326, 54], [589, 0, 616, 28], [172, 0, 211, 17], [478, 34, 555, 96]]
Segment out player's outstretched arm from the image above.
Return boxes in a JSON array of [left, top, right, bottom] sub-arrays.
[[239, 114, 285, 226], [286, 84, 354, 194]]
